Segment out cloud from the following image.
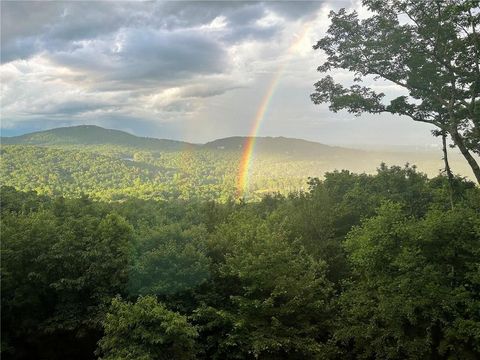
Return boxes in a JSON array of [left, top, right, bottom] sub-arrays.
[[1, 36, 39, 63], [268, 1, 333, 20], [47, 27, 229, 89], [1, 1, 64, 43], [1, 1, 119, 62], [0, 1, 435, 147], [1, 1, 293, 116], [1, 1, 328, 63], [27, 100, 116, 117]]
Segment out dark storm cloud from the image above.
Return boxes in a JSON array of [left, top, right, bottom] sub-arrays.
[[1, 1, 150, 43], [108, 29, 228, 81], [217, 2, 276, 42], [154, 1, 329, 42]]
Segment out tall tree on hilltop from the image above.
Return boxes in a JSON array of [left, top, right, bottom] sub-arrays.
[[311, 0, 480, 183]]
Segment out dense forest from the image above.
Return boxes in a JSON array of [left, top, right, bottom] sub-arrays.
[[1, 126, 475, 202], [2, 0, 480, 358], [2, 166, 480, 359]]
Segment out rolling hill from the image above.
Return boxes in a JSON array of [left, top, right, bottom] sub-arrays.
[[1, 125, 476, 201], [1, 125, 193, 151], [2, 125, 362, 158], [204, 136, 363, 159]]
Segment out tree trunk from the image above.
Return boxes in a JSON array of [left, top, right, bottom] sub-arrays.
[[450, 129, 480, 184], [441, 132, 455, 209]]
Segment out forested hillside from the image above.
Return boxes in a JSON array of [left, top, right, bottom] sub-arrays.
[[1, 126, 475, 201], [1, 125, 191, 150], [2, 166, 480, 359]]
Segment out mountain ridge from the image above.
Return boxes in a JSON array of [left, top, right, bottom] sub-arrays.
[[1, 125, 193, 151], [1, 125, 476, 200], [1, 125, 361, 157]]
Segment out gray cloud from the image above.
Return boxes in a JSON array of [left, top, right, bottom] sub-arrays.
[[47, 28, 229, 88], [1, 1, 327, 63], [1, 1, 146, 62], [1, 1, 64, 42], [26, 100, 116, 117], [268, 1, 343, 20], [1, 1, 282, 89], [3, 0, 434, 149], [1, 36, 39, 63]]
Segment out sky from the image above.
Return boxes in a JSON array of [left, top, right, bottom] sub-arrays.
[[0, 0, 438, 147]]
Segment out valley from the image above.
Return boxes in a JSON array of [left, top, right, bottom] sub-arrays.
[[1, 125, 474, 201]]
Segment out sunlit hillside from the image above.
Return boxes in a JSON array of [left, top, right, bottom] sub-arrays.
[[1, 125, 475, 201]]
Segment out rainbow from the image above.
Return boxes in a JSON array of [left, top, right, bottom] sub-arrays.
[[236, 22, 313, 199]]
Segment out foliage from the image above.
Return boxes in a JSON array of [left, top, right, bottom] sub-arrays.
[[97, 296, 198, 360], [1, 193, 133, 359], [194, 213, 334, 359], [337, 202, 480, 359], [129, 226, 211, 297], [2, 125, 476, 202], [1, 164, 479, 359], [311, 0, 480, 182]]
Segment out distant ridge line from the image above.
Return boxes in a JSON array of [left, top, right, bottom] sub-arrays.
[[1, 125, 358, 155]]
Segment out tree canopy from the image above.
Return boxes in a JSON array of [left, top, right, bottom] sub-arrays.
[[311, 0, 480, 183], [2, 165, 479, 359]]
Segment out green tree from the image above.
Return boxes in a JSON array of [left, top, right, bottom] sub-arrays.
[[311, 0, 480, 183], [97, 296, 198, 360], [336, 202, 480, 359], [129, 238, 210, 297], [1, 189, 134, 359], [43, 213, 133, 332], [1, 210, 58, 358], [195, 213, 334, 359]]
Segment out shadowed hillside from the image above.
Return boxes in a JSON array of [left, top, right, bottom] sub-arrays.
[[204, 136, 362, 159], [1, 125, 193, 151]]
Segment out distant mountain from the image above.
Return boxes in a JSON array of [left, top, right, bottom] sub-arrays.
[[1, 125, 194, 151], [204, 136, 363, 158], [2, 126, 472, 177], [2, 125, 362, 158], [1, 125, 476, 201]]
